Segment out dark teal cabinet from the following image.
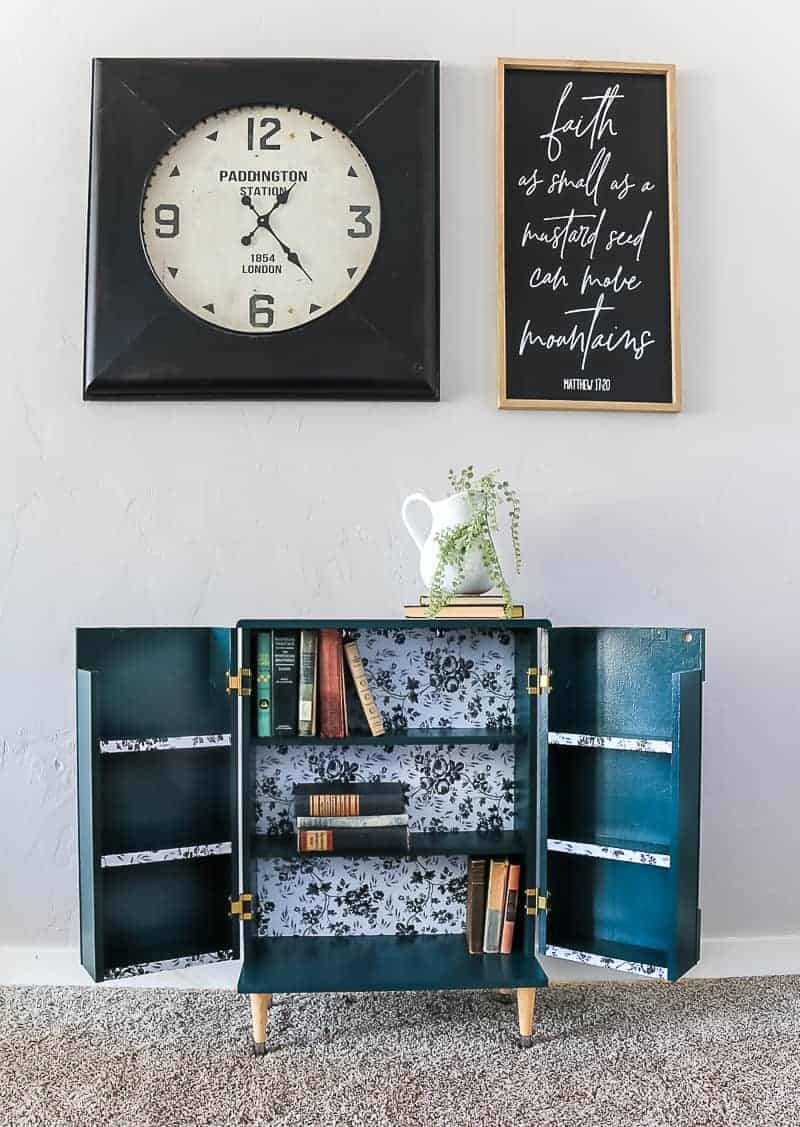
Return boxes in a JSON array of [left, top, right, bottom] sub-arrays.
[[77, 620, 704, 1029]]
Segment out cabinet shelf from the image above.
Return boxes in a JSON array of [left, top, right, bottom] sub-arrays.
[[238, 933, 546, 994], [251, 727, 519, 747], [252, 829, 526, 859]]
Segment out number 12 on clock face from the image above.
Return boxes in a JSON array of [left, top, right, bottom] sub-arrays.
[[140, 104, 382, 334]]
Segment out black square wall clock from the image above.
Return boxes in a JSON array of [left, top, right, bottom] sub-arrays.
[[83, 58, 440, 400]]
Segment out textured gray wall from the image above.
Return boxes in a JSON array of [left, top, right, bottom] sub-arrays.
[[1, 0, 798, 956]]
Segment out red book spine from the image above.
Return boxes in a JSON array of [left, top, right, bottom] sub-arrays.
[[500, 863, 521, 954], [298, 830, 333, 852], [318, 629, 346, 738]]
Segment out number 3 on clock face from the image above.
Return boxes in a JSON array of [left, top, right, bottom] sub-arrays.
[[140, 105, 381, 334]]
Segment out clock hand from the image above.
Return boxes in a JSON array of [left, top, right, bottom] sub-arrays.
[[270, 183, 297, 213], [240, 194, 263, 246], [239, 186, 298, 246], [264, 219, 313, 282], [240, 193, 261, 218]]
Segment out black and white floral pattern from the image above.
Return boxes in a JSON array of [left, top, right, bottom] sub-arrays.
[[256, 855, 467, 938], [100, 842, 232, 868], [253, 743, 515, 838], [546, 839, 671, 868], [544, 944, 668, 980], [105, 949, 235, 979], [100, 734, 231, 754], [250, 628, 517, 940], [549, 733, 672, 755], [356, 627, 516, 731]]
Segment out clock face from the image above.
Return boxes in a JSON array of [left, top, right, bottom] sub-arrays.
[[140, 105, 381, 333]]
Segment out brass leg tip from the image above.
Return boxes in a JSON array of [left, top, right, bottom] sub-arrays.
[[518, 1034, 533, 1049]]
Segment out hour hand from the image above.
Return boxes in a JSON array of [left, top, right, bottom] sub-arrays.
[[240, 193, 261, 218]]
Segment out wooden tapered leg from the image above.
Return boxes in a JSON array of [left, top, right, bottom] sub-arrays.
[[249, 993, 272, 1056], [516, 987, 536, 1047]]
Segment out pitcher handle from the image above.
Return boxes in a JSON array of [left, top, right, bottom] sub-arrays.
[[401, 493, 434, 553]]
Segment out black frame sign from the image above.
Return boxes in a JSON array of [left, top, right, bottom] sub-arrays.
[[497, 60, 680, 412]]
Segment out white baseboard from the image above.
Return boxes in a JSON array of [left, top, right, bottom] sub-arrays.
[[1, 935, 798, 988]]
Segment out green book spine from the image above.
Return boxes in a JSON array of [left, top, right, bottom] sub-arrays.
[[298, 630, 318, 737], [256, 631, 272, 738]]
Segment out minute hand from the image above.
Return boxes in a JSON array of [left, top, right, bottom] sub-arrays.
[[266, 220, 313, 282]]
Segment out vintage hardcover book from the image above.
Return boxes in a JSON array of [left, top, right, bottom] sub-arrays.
[[483, 859, 510, 953], [255, 631, 272, 738], [343, 639, 385, 736], [272, 630, 300, 737], [297, 825, 410, 853], [500, 863, 521, 955], [294, 782, 405, 818], [296, 814, 409, 829], [298, 630, 318, 737], [465, 857, 489, 955], [318, 629, 346, 738], [404, 605, 524, 620], [344, 666, 372, 737]]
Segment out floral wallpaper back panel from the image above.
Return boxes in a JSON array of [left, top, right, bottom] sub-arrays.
[[357, 627, 516, 730], [257, 854, 469, 938], [254, 628, 518, 938]]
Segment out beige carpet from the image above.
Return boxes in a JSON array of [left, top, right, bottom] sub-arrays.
[[1, 978, 798, 1126]]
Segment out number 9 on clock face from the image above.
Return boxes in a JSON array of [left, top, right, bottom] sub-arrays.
[[140, 105, 382, 334]]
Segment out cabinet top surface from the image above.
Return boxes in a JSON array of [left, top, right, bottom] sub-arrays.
[[235, 617, 553, 629]]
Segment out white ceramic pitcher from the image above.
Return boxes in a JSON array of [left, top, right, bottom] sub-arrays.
[[401, 492, 494, 594]]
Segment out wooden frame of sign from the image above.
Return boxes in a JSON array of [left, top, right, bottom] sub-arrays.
[[497, 59, 680, 412]]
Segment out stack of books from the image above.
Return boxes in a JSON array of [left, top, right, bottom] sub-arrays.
[[254, 628, 385, 739], [293, 782, 410, 854], [465, 857, 521, 955], [404, 595, 524, 620]]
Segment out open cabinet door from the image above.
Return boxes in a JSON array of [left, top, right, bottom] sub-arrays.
[[76, 627, 240, 981], [540, 627, 704, 981]]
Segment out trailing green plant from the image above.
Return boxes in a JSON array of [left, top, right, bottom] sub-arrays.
[[427, 466, 522, 618]]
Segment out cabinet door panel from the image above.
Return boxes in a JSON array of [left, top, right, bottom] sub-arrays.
[[76, 627, 239, 981], [543, 627, 704, 981]]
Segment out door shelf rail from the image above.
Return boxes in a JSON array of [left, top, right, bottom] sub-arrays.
[[100, 841, 233, 868], [105, 948, 236, 981], [543, 943, 668, 980], [99, 733, 232, 754], [548, 732, 672, 755], [546, 837, 671, 868]]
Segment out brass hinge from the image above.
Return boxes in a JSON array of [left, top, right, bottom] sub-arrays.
[[226, 668, 252, 697], [229, 892, 254, 921], [525, 888, 550, 916], [527, 667, 552, 696]]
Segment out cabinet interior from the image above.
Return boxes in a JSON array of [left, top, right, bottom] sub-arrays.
[[245, 625, 528, 948]]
